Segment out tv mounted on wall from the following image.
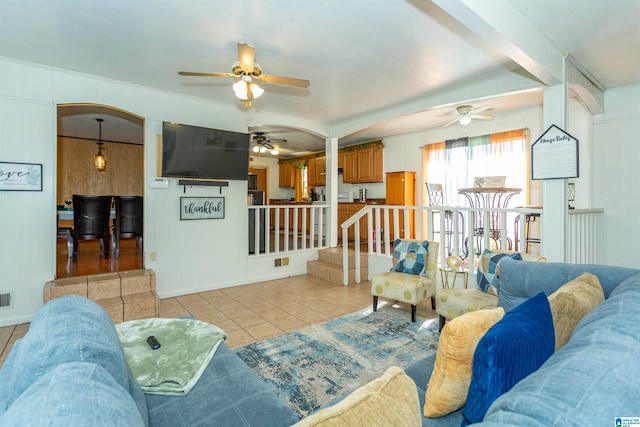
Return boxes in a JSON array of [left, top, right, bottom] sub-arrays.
[[161, 122, 250, 181]]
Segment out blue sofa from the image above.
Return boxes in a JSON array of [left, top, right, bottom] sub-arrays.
[[403, 259, 640, 426], [2, 259, 639, 426], [0, 295, 298, 427]]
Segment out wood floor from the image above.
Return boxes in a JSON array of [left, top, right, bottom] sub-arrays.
[[56, 236, 144, 279]]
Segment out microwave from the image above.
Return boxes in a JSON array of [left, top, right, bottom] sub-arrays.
[[337, 191, 354, 203]]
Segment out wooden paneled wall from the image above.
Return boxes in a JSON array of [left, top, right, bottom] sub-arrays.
[[57, 137, 144, 204]]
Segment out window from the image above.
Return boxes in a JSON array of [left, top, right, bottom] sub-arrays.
[[423, 129, 529, 207]]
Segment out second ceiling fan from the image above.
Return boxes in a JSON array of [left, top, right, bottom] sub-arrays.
[[443, 105, 495, 127], [179, 42, 310, 109], [251, 132, 287, 155]]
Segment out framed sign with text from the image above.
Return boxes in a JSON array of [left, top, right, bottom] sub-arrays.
[[180, 197, 225, 220], [531, 125, 579, 180], [0, 162, 43, 191]]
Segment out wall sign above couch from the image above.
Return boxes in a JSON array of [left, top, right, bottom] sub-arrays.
[[180, 197, 225, 220]]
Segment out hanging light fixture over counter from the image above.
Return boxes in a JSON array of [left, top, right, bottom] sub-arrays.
[[94, 118, 106, 171]]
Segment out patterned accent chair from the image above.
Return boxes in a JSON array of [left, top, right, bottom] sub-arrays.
[[435, 249, 546, 331], [371, 239, 440, 322]]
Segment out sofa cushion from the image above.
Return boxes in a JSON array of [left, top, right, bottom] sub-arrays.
[[434, 289, 498, 320], [424, 307, 504, 417], [391, 239, 430, 277], [146, 343, 298, 427], [462, 292, 555, 425], [497, 258, 640, 312], [481, 272, 640, 426], [293, 366, 421, 427], [0, 362, 146, 426], [0, 295, 148, 426], [547, 272, 604, 351], [477, 250, 522, 295]]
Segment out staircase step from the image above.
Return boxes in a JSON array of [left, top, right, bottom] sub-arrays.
[[318, 247, 368, 267], [307, 259, 368, 285]]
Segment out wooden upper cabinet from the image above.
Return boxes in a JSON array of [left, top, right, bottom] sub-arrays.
[[340, 143, 384, 183], [279, 163, 295, 188], [307, 157, 317, 186], [342, 151, 357, 183], [315, 156, 326, 186], [307, 156, 326, 187], [357, 145, 383, 183]]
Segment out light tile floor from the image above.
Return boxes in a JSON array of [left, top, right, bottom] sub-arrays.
[[0, 275, 438, 368]]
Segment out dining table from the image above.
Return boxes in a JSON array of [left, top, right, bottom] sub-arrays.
[[57, 208, 116, 221], [458, 187, 522, 254]]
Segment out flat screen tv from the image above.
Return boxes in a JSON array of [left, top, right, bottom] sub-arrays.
[[162, 122, 250, 181]]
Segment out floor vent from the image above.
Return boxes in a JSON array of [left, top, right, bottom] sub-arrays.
[[0, 292, 13, 309]]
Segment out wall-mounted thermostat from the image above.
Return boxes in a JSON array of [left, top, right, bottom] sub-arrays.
[[149, 177, 169, 189]]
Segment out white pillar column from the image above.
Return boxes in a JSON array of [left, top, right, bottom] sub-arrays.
[[326, 137, 339, 247], [541, 83, 568, 262]]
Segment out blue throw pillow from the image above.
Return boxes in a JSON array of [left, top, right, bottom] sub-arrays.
[[391, 239, 430, 276], [461, 292, 555, 425], [477, 250, 522, 294]]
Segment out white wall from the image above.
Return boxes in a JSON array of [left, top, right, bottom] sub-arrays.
[[592, 83, 640, 267], [0, 57, 324, 326], [1, 54, 637, 326]]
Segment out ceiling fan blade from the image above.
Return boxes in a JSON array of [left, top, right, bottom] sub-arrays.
[[237, 43, 256, 73], [471, 114, 495, 121], [472, 105, 492, 114], [443, 117, 460, 128], [267, 138, 287, 143], [178, 71, 235, 78], [258, 74, 310, 88]]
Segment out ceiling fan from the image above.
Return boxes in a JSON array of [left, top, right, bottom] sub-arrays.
[[251, 132, 287, 155], [443, 105, 494, 127], [178, 42, 310, 109]]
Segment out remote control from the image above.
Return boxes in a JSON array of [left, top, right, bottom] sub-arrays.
[[146, 335, 161, 350]]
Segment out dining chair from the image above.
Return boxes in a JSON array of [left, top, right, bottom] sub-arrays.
[[426, 183, 465, 258], [71, 195, 112, 262], [112, 196, 143, 258]]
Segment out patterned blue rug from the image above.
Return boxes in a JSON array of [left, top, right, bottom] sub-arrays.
[[235, 306, 440, 418]]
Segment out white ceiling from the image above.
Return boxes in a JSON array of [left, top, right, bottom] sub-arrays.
[[2, 0, 639, 158]]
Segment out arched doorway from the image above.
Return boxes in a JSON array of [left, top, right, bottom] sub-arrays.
[[56, 104, 145, 278]]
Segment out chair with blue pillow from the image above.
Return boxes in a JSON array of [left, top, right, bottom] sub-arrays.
[[435, 249, 546, 331], [371, 239, 439, 322]]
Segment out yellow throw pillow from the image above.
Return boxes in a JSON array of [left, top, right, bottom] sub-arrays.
[[293, 366, 421, 427], [548, 272, 604, 351], [424, 307, 505, 418]]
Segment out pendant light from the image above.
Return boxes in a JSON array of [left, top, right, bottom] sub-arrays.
[[94, 118, 106, 171]]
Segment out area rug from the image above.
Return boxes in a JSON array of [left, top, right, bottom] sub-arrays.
[[235, 306, 440, 418]]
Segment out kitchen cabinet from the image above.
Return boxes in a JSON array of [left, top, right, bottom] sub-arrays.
[[337, 202, 370, 241], [308, 156, 326, 187], [342, 151, 357, 183], [357, 145, 383, 183], [279, 162, 295, 188], [338, 151, 345, 170], [386, 171, 416, 240], [340, 143, 383, 183]]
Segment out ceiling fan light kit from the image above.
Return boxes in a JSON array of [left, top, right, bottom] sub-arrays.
[[251, 131, 286, 156], [179, 42, 310, 110], [443, 104, 495, 128]]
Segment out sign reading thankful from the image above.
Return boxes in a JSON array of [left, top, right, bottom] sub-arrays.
[[180, 197, 225, 220]]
